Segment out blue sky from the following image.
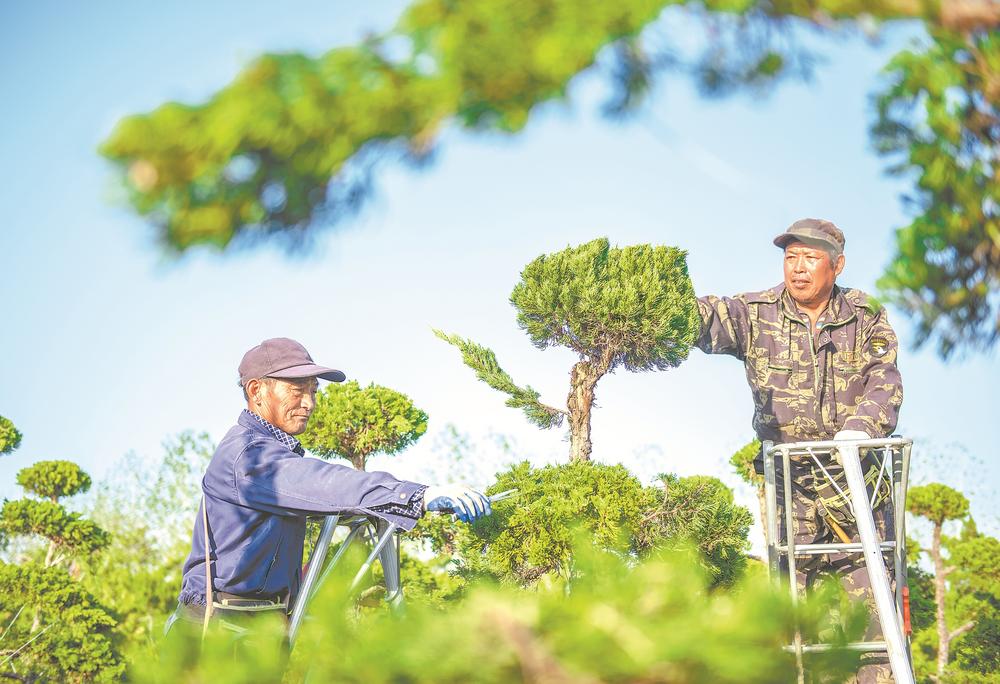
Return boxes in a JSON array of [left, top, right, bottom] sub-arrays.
[[1, 2, 996, 544]]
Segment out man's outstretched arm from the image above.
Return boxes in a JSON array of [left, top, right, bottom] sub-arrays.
[[696, 295, 752, 360]]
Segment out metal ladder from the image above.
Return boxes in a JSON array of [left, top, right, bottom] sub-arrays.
[[287, 514, 403, 647], [286, 489, 517, 648], [762, 437, 914, 684]]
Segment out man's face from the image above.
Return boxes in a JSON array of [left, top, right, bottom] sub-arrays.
[[783, 242, 844, 309], [254, 377, 318, 435]]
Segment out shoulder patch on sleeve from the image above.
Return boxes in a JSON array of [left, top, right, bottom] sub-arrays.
[[869, 336, 890, 357]]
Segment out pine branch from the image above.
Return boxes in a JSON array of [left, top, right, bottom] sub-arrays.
[[947, 620, 976, 642], [434, 329, 566, 429]]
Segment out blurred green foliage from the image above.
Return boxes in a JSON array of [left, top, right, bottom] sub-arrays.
[[439, 239, 699, 461], [908, 482, 970, 524], [298, 380, 428, 470], [136, 543, 864, 684], [906, 483, 1000, 681], [79, 432, 214, 657], [873, 28, 1000, 358], [100, 0, 984, 253], [100, 0, 999, 356], [729, 438, 762, 489], [0, 414, 22, 455]]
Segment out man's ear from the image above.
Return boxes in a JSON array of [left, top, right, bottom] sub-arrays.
[[834, 253, 845, 276], [245, 378, 262, 405]]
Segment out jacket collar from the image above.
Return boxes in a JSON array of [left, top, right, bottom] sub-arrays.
[[238, 409, 304, 455], [779, 284, 856, 328]]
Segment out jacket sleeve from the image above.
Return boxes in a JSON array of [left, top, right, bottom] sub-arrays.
[[696, 295, 752, 360], [841, 307, 904, 437], [215, 441, 427, 531]]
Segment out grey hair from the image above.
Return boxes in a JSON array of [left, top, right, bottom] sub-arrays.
[[242, 376, 277, 402]]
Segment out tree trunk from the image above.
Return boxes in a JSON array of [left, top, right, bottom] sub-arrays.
[[566, 360, 605, 462], [349, 451, 366, 471], [932, 521, 949, 678]]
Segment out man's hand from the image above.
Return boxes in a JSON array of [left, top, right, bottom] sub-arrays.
[[834, 430, 870, 441], [424, 485, 492, 523]]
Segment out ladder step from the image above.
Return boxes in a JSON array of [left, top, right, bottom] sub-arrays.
[[777, 541, 896, 556], [784, 641, 889, 654]]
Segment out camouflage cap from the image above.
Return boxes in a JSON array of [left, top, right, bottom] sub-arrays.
[[773, 218, 845, 256]]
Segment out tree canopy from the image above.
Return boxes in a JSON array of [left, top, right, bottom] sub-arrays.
[[16, 460, 93, 501], [0, 414, 22, 455], [298, 380, 428, 470], [438, 238, 700, 461], [0, 450, 120, 681], [908, 482, 970, 524], [99, 0, 1000, 357]]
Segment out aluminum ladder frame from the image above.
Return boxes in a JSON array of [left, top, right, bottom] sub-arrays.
[[286, 514, 403, 647], [763, 437, 914, 684]]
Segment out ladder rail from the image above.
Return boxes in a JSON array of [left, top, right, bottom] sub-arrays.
[[763, 437, 915, 684], [838, 442, 914, 684]]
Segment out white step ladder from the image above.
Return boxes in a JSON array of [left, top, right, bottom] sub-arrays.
[[762, 437, 914, 684]]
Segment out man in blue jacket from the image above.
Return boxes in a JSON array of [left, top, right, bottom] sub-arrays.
[[168, 337, 490, 630]]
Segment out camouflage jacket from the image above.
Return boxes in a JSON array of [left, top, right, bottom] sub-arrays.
[[697, 284, 903, 444]]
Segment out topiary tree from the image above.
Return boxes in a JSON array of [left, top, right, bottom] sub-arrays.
[[0, 563, 124, 683], [640, 474, 753, 588], [437, 238, 700, 461], [0, 413, 22, 455], [425, 461, 751, 589], [0, 455, 120, 681], [298, 380, 428, 471], [907, 482, 971, 679], [5, 461, 105, 568]]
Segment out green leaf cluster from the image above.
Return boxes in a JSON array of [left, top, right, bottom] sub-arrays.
[[640, 474, 753, 587], [99, 0, 671, 251], [0, 499, 110, 555], [907, 482, 970, 524], [78, 432, 215, 653], [0, 414, 22, 455], [511, 238, 700, 371], [873, 29, 1000, 358], [0, 562, 124, 683], [298, 380, 428, 470], [98, 0, 981, 255], [16, 459, 93, 500], [729, 437, 762, 487], [428, 461, 751, 589], [458, 461, 658, 584], [433, 330, 565, 429]]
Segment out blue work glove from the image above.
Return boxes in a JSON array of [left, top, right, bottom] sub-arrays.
[[423, 485, 492, 523]]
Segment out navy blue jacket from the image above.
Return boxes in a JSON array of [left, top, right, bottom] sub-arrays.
[[179, 411, 425, 605]]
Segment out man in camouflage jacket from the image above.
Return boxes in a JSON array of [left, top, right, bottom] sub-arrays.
[[697, 219, 903, 683]]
